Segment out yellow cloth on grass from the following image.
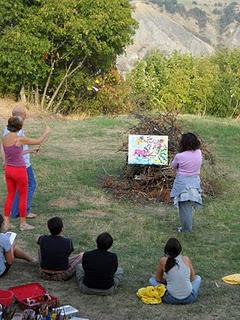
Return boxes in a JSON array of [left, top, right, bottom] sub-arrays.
[[136, 285, 166, 304], [222, 274, 240, 284]]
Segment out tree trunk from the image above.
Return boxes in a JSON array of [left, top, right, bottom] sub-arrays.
[[230, 100, 239, 118], [54, 81, 68, 113], [41, 59, 55, 108], [35, 83, 40, 106], [47, 57, 86, 111], [20, 85, 27, 104]]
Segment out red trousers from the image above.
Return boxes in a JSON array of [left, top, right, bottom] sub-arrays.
[[4, 165, 28, 218]]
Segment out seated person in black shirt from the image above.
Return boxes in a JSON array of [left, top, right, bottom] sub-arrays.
[[37, 216, 83, 281], [76, 232, 123, 295]]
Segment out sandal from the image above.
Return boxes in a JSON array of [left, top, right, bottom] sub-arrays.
[[20, 223, 35, 231], [27, 213, 38, 219], [2, 223, 15, 231]]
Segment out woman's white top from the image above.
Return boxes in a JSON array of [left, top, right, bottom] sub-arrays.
[[166, 255, 192, 299]]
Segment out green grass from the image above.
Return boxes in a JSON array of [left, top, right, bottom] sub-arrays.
[[0, 114, 240, 320]]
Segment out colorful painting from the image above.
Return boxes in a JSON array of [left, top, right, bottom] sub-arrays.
[[128, 135, 168, 165]]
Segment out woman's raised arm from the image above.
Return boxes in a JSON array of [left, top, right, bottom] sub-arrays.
[[18, 126, 51, 145]]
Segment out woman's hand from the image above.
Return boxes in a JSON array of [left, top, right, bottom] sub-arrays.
[[22, 146, 41, 155], [31, 147, 41, 154]]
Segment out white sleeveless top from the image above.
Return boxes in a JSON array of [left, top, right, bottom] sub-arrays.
[[165, 255, 192, 299]]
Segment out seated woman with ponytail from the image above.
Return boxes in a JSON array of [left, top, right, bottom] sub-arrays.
[[149, 238, 201, 304]]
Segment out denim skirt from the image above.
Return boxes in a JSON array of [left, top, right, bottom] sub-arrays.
[[170, 174, 202, 209]]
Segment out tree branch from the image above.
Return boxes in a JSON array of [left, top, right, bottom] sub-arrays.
[[41, 58, 56, 108], [47, 57, 86, 110]]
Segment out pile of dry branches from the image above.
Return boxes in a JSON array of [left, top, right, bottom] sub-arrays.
[[101, 113, 217, 203]]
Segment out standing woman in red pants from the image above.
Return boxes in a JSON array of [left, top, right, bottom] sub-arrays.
[[2, 116, 51, 231]]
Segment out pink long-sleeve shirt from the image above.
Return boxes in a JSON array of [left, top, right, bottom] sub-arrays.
[[171, 149, 202, 176]]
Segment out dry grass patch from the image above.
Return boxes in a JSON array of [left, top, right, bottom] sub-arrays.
[[80, 194, 109, 206], [48, 197, 78, 209], [0, 97, 55, 120], [77, 209, 109, 217]]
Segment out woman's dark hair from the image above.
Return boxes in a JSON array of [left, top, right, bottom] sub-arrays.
[[96, 232, 113, 250], [0, 215, 4, 230], [47, 216, 63, 235], [164, 238, 182, 273], [179, 132, 201, 152], [7, 116, 23, 132]]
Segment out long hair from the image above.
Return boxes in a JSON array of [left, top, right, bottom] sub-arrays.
[[179, 132, 201, 152], [164, 238, 182, 273]]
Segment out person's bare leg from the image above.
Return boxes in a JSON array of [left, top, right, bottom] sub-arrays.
[[13, 244, 33, 262], [3, 216, 10, 231]]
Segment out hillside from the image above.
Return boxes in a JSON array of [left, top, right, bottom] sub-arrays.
[[117, 0, 240, 74]]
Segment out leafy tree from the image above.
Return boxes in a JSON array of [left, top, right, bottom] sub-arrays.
[[187, 58, 218, 115], [210, 49, 240, 117], [0, 0, 137, 110], [128, 49, 240, 118], [127, 51, 168, 111], [159, 52, 193, 111]]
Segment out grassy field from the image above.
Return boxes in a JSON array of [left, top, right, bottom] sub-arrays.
[[0, 110, 240, 320]]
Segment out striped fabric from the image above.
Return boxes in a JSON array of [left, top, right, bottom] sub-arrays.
[[40, 254, 82, 281]]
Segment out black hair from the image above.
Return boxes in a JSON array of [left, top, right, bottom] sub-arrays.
[[164, 238, 182, 273], [179, 132, 201, 152], [96, 232, 113, 250], [7, 116, 23, 132], [0, 215, 4, 230], [47, 216, 63, 235]]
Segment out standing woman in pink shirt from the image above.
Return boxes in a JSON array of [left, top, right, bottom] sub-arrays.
[[170, 133, 202, 232], [2, 116, 51, 231]]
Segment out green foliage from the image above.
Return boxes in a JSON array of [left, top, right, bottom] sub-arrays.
[[57, 68, 132, 115], [0, 0, 137, 111], [128, 49, 240, 118], [0, 27, 50, 94], [209, 49, 240, 117], [127, 52, 168, 111]]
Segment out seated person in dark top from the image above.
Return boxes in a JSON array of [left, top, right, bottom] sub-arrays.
[[76, 232, 123, 295], [37, 216, 82, 281]]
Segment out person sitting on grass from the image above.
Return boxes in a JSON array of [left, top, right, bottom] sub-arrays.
[[0, 214, 33, 277], [37, 216, 83, 281], [149, 238, 201, 304], [76, 232, 123, 295]]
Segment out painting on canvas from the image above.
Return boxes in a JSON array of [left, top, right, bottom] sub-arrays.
[[128, 135, 168, 165]]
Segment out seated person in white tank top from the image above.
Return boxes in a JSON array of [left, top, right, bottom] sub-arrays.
[[149, 238, 201, 304]]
